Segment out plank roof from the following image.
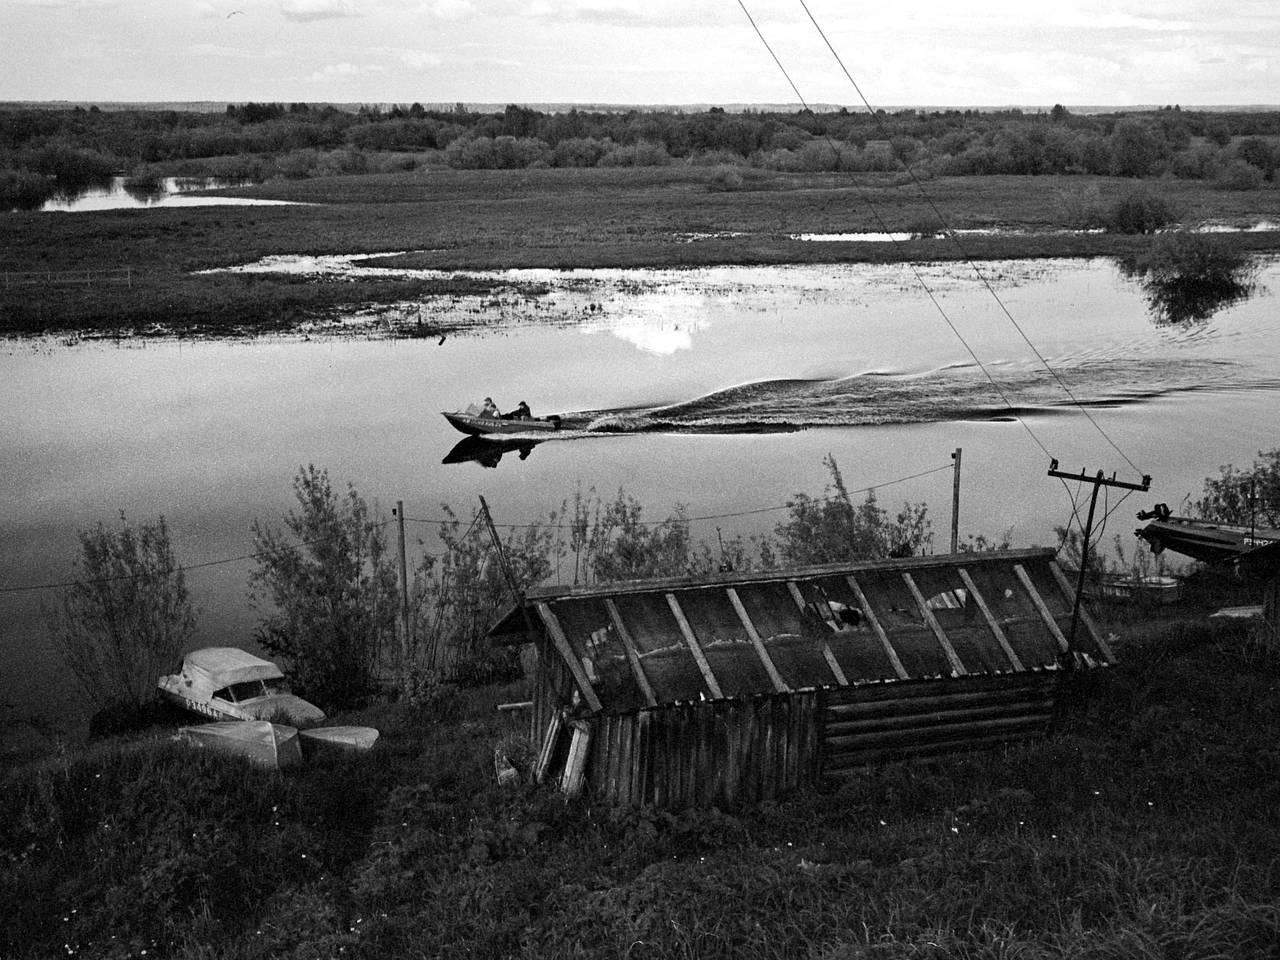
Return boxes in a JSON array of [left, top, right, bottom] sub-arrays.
[[490, 548, 1111, 713]]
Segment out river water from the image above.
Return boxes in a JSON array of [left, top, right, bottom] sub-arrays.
[[3, 255, 1277, 724]]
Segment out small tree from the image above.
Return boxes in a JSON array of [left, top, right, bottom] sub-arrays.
[[249, 466, 397, 708], [1194, 449, 1280, 527], [772, 455, 932, 566], [45, 514, 194, 713]]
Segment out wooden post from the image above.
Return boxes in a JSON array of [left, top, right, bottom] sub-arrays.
[[950, 447, 962, 554], [395, 500, 410, 669]]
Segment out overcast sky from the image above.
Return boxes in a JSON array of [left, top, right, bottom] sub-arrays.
[[4, 0, 1278, 107]]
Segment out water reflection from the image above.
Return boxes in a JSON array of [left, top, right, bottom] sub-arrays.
[[442, 436, 538, 468], [38, 176, 296, 212], [1119, 232, 1258, 325], [1135, 276, 1255, 325]]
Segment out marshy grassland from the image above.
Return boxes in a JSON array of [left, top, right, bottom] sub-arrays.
[[3, 167, 1280, 337], [3, 599, 1279, 959]]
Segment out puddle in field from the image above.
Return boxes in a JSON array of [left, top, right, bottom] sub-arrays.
[[39, 176, 298, 212]]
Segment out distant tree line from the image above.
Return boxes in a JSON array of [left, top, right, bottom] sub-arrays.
[[3, 101, 1278, 209]]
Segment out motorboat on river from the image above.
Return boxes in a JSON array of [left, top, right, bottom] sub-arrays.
[[443, 410, 564, 436], [158, 647, 326, 725]]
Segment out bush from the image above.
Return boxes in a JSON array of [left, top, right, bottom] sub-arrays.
[[44, 514, 194, 713], [769, 455, 932, 566], [1194, 448, 1280, 527], [1120, 230, 1255, 323], [250, 465, 397, 709], [707, 164, 745, 191], [0, 168, 56, 210], [1212, 158, 1265, 191], [1103, 186, 1176, 234], [597, 140, 672, 167]]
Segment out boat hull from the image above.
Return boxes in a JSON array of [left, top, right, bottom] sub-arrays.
[[443, 411, 562, 436], [179, 721, 302, 769]]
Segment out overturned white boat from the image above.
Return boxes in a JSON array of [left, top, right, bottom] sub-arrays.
[[179, 720, 303, 769], [298, 725, 380, 757], [158, 647, 325, 725]]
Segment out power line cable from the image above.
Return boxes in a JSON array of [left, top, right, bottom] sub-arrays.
[[734, 0, 1055, 465], [793, 0, 1145, 478]]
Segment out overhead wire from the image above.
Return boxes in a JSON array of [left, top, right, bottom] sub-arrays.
[[0, 462, 956, 594], [792, 0, 1147, 480], [734, 0, 1054, 465]]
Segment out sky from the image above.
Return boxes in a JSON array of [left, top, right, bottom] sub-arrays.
[[3, 0, 1278, 108]]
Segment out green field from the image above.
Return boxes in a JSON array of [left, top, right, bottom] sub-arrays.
[[3, 168, 1279, 337]]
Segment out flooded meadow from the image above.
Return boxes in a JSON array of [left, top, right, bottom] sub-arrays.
[[3, 253, 1278, 720]]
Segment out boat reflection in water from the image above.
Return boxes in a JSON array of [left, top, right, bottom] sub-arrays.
[[442, 435, 539, 469]]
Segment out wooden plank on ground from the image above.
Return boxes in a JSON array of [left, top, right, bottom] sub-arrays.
[[1048, 561, 1116, 663], [666, 592, 724, 699], [536, 602, 603, 712], [726, 587, 789, 692], [845, 574, 910, 679], [902, 572, 968, 676], [605, 597, 658, 706], [956, 567, 1024, 671], [1013, 564, 1071, 655]]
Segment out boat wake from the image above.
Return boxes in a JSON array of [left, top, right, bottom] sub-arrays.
[[547, 356, 1269, 435]]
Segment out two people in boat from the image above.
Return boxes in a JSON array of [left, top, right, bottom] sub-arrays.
[[479, 397, 532, 420]]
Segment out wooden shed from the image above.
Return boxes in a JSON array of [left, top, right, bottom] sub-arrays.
[[490, 548, 1113, 808]]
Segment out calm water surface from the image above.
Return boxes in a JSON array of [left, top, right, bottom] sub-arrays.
[[3, 256, 1277, 722]]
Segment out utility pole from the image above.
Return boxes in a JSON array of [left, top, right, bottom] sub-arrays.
[[394, 501, 410, 669], [1047, 459, 1151, 660], [950, 447, 962, 554]]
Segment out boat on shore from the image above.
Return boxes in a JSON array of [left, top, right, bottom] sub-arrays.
[[179, 720, 303, 769], [158, 647, 326, 725], [298, 725, 380, 757], [1135, 504, 1280, 565]]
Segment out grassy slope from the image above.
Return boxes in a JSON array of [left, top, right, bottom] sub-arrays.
[[3, 610, 1278, 960], [2, 168, 1279, 336]]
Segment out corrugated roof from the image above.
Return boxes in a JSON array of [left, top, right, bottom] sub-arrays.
[[491, 548, 1112, 713]]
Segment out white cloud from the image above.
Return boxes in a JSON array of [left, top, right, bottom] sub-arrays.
[[309, 61, 387, 80], [423, 0, 474, 21], [279, 0, 358, 22], [401, 50, 442, 70]]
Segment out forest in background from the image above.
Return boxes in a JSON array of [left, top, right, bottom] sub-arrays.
[[3, 101, 1280, 209]]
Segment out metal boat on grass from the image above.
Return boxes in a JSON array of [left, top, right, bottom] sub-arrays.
[[179, 720, 303, 769], [158, 647, 325, 725]]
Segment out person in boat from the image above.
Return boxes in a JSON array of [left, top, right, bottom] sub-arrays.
[[500, 401, 532, 420], [480, 397, 499, 418]]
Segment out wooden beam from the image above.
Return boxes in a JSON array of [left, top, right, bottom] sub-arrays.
[[845, 574, 910, 680], [665, 593, 724, 699], [902, 572, 968, 676], [956, 567, 1024, 672], [1013, 564, 1071, 655], [726, 587, 789, 693], [1048, 561, 1115, 663], [785, 580, 848, 686], [604, 598, 658, 707], [536, 602, 603, 712]]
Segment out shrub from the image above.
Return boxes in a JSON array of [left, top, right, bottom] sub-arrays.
[[1103, 186, 1176, 234], [1212, 158, 1265, 191], [0, 168, 56, 210], [707, 164, 745, 191], [769, 455, 932, 566], [44, 514, 194, 713], [598, 140, 672, 167], [249, 465, 397, 709], [1194, 448, 1280, 527]]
